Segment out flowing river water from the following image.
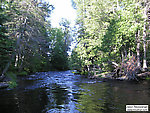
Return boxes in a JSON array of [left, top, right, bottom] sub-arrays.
[[0, 70, 150, 113]]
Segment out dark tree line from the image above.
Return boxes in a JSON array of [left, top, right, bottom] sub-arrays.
[[0, 0, 72, 82]]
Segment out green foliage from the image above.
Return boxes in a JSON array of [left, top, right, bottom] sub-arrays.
[[0, 0, 73, 78], [80, 70, 89, 76], [6, 72, 17, 88], [17, 71, 28, 76], [49, 27, 70, 70], [8, 81, 17, 88], [6, 72, 16, 81], [72, 0, 150, 74], [51, 45, 68, 70], [0, 0, 58, 76], [69, 51, 82, 70], [0, 2, 14, 74]]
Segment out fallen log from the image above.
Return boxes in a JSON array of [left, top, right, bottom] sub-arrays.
[[137, 72, 150, 77]]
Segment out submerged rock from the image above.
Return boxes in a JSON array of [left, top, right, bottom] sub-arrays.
[[0, 82, 9, 89]]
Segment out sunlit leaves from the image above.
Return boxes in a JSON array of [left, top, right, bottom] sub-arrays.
[[71, 0, 148, 72]]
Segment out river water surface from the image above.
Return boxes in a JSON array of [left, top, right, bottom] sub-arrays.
[[0, 70, 150, 113]]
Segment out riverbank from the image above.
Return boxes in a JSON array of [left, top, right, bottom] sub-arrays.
[[90, 71, 150, 81], [1, 69, 150, 90], [76, 70, 150, 81]]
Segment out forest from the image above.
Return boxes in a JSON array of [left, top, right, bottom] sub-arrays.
[[0, 0, 150, 87], [70, 0, 150, 80], [0, 0, 73, 86], [0, 1, 150, 113]]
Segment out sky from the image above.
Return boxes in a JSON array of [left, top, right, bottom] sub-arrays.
[[45, 0, 77, 28]]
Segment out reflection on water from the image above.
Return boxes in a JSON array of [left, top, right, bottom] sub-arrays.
[[76, 81, 150, 113], [0, 71, 150, 113], [0, 88, 48, 113]]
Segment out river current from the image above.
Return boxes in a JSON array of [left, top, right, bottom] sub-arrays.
[[0, 70, 150, 113]]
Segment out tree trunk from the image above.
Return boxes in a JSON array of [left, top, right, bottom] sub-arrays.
[[15, 54, 19, 67], [142, 0, 148, 69], [128, 48, 131, 58], [1, 53, 15, 79], [1, 34, 21, 77], [124, 48, 127, 58], [121, 51, 124, 63], [143, 25, 147, 69], [147, 2, 150, 32], [136, 30, 141, 67], [87, 65, 90, 76], [93, 65, 96, 76]]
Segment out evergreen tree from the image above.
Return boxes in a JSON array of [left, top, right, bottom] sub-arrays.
[[0, 1, 13, 78], [72, 0, 150, 75], [49, 27, 70, 70]]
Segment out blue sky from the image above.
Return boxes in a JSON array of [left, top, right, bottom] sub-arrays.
[[45, 0, 77, 28]]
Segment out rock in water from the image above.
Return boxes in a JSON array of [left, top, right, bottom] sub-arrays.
[[0, 83, 9, 89]]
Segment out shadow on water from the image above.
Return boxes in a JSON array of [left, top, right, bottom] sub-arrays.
[[0, 88, 48, 113], [0, 70, 150, 113]]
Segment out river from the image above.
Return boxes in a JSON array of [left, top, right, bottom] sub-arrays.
[[0, 70, 150, 113]]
